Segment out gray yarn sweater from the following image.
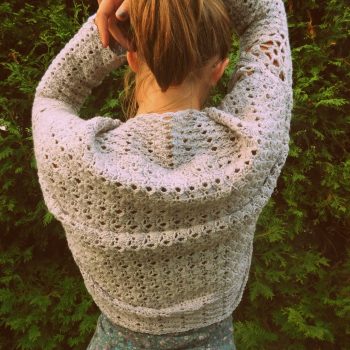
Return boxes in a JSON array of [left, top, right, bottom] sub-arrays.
[[32, 0, 293, 334]]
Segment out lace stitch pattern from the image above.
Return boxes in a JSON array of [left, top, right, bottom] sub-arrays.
[[31, 0, 293, 335]]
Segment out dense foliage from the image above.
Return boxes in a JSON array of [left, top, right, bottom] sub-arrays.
[[1, 0, 349, 349]]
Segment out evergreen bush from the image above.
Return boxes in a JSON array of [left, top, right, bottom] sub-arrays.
[[1, 0, 349, 348]]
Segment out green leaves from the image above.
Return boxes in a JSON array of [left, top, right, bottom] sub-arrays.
[[282, 305, 334, 342], [234, 321, 278, 349], [1, 0, 349, 349], [249, 281, 275, 302]]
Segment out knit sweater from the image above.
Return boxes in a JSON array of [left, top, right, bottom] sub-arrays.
[[31, 0, 293, 335]]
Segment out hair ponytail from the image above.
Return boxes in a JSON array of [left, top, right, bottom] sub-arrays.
[[121, 0, 233, 119]]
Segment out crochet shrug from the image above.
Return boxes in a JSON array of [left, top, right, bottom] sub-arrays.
[[32, 0, 293, 334]]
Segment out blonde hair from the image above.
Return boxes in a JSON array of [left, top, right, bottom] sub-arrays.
[[120, 0, 233, 120]]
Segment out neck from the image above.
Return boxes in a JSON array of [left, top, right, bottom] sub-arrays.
[[135, 78, 205, 116]]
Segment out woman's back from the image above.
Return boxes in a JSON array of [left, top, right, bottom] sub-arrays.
[[31, 0, 292, 337]]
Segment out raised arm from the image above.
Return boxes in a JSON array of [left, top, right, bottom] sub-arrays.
[[31, 14, 127, 219], [219, 0, 293, 124], [205, 0, 293, 205], [32, 14, 126, 114]]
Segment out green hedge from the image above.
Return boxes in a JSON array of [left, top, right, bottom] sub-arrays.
[[1, 0, 349, 349]]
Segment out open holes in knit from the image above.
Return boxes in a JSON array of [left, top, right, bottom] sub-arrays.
[[32, 0, 292, 334]]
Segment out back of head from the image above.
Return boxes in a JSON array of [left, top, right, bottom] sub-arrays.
[[122, 0, 233, 119]]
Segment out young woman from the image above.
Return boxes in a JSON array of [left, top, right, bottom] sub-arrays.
[[31, 0, 293, 349]]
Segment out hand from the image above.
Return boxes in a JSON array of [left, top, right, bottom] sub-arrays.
[[95, 0, 132, 50]]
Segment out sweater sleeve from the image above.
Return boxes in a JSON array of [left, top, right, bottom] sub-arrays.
[[32, 13, 127, 112], [226, 0, 292, 120], [210, 0, 293, 198], [31, 14, 127, 169], [222, 0, 293, 92], [31, 13, 128, 205]]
